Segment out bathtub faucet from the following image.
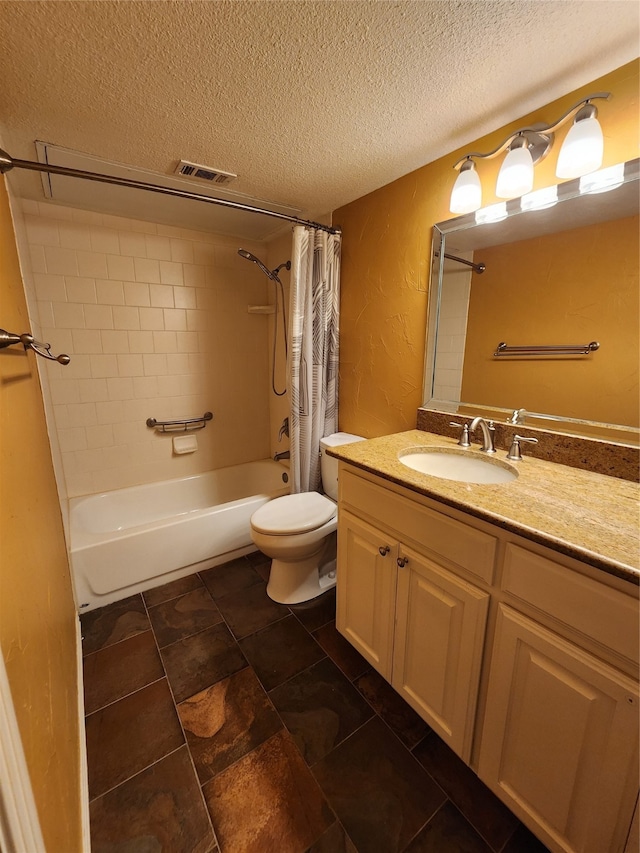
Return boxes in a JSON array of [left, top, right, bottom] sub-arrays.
[[274, 450, 290, 461]]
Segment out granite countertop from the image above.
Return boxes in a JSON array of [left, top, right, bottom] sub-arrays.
[[328, 430, 640, 584]]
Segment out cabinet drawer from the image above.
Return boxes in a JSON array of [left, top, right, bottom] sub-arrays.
[[340, 468, 497, 583], [502, 544, 639, 665]]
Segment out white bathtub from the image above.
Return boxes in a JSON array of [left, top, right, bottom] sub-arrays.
[[70, 460, 289, 611]]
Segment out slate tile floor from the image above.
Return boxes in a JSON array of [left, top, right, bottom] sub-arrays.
[[81, 552, 552, 853]]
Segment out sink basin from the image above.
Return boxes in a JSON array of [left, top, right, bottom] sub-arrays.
[[398, 446, 518, 484]]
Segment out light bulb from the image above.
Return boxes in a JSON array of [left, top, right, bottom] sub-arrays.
[[556, 109, 604, 179], [475, 202, 508, 225], [496, 142, 534, 199], [521, 185, 558, 211], [579, 163, 624, 194], [450, 161, 482, 214]]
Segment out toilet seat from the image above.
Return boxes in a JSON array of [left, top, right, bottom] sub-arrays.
[[251, 492, 335, 535]]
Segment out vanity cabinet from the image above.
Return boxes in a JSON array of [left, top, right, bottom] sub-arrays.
[[337, 470, 493, 761], [336, 463, 639, 853]]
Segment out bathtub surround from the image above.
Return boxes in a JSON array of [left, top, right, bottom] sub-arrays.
[[80, 552, 550, 853], [289, 225, 341, 493], [15, 199, 273, 498]]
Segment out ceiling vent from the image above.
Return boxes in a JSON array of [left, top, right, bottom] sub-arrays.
[[174, 159, 237, 185]]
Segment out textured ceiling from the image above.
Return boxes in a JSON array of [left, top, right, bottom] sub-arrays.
[[0, 1, 638, 237]]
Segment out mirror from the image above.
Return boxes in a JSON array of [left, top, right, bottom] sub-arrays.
[[423, 158, 639, 446]]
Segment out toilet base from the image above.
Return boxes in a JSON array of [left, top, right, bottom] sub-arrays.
[[266, 553, 336, 604]]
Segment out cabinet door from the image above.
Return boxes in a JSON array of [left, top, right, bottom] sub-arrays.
[[392, 545, 489, 762], [336, 510, 397, 680], [478, 605, 639, 853]]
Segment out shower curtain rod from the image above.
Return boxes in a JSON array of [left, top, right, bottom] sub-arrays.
[[0, 148, 340, 236]]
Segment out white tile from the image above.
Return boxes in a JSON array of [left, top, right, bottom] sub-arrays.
[[52, 302, 85, 329], [84, 304, 114, 330], [90, 354, 118, 378], [58, 427, 88, 453], [45, 245, 79, 277], [192, 244, 215, 265], [101, 330, 130, 353], [34, 273, 66, 302], [183, 264, 206, 288], [145, 234, 172, 261], [102, 444, 132, 470], [116, 354, 144, 376], [107, 377, 135, 400], [42, 327, 74, 356], [143, 353, 168, 376], [59, 222, 92, 251], [25, 216, 60, 246], [66, 276, 97, 304], [72, 209, 103, 226], [75, 447, 106, 473], [186, 310, 207, 332], [159, 260, 184, 287], [113, 305, 140, 331], [96, 279, 125, 305], [53, 404, 71, 429], [72, 329, 103, 354], [128, 331, 154, 353], [107, 254, 135, 281], [61, 353, 92, 379], [134, 257, 161, 283], [124, 281, 150, 307], [85, 424, 114, 449], [50, 378, 80, 405], [21, 199, 40, 215], [96, 400, 125, 424], [149, 284, 174, 308], [157, 374, 183, 396], [152, 330, 177, 353], [65, 471, 97, 499], [163, 308, 187, 331], [66, 402, 98, 427], [176, 331, 199, 353], [166, 353, 190, 375], [77, 251, 108, 279], [39, 203, 74, 221], [195, 289, 215, 310], [118, 231, 147, 257], [78, 378, 110, 403], [174, 286, 197, 309], [170, 239, 194, 264], [29, 245, 47, 274], [90, 227, 120, 254], [139, 307, 165, 331], [37, 301, 55, 328], [132, 375, 159, 398]]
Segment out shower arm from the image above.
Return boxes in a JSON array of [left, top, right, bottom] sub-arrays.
[[0, 148, 341, 236]]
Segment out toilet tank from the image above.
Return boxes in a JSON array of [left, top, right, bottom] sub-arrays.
[[319, 432, 365, 500]]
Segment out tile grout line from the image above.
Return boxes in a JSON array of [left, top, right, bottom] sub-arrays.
[[87, 743, 186, 805], [139, 592, 222, 852]]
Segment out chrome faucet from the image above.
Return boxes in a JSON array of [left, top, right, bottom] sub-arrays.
[[469, 417, 496, 454], [508, 408, 526, 425]]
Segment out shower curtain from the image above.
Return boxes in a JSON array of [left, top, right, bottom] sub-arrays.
[[289, 225, 341, 493]]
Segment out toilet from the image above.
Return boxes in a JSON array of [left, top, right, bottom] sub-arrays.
[[250, 432, 364, 604]]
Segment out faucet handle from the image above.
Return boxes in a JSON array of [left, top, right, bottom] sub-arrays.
[[506, 434, 538, 461], [450, 421, 471, 447]]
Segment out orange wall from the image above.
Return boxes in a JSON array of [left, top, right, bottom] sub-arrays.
[[335, 60, 639, 437], [461, 215, 639, 426], [0, 178, 83, 850]]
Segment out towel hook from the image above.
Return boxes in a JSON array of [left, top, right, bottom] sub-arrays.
[[0, 328, 71, 365]]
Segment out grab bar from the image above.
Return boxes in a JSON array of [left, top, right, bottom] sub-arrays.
[[0, 327, 71, 364], [146, 412, 213, 433], [494, 341, 600, 357]]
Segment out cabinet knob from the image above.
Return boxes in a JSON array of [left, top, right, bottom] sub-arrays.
[[379, 545, 390, 556], [397, 556, 409, 568]]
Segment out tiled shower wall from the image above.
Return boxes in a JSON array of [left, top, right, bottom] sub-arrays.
[[432, 253, 473, 403], [16, 200, 273, 498]]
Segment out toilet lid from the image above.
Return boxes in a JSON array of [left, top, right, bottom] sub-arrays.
[[251, 492, 336, 535]]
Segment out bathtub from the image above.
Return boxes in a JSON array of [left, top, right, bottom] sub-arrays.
[[70, 460, 289, 611]]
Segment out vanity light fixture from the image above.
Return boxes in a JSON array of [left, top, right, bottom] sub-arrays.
[[450, 92, 610, 214], [520, 185, 558, 211], [475, 202, 508, 225]]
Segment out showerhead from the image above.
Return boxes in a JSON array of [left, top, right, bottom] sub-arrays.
[[237, 248, 274, 280]]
